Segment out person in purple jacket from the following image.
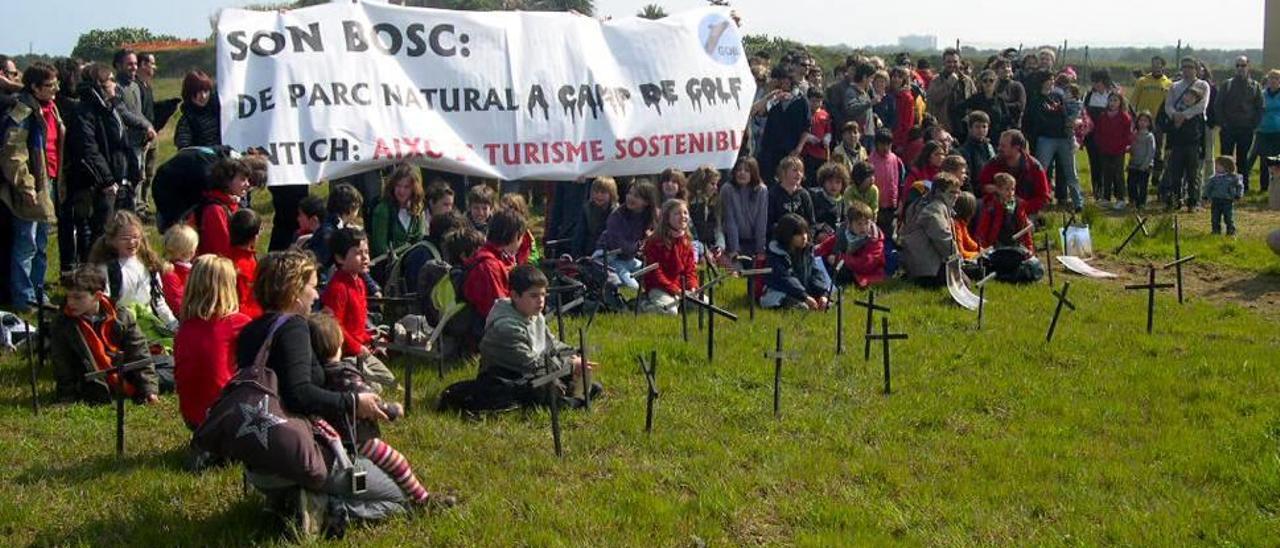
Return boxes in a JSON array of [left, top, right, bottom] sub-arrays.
[[595, 180, 661, 290]]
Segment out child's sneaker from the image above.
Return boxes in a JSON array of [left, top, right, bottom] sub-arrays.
[[1112, 200, 1127, 211]]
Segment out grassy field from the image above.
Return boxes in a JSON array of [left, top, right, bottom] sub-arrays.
[[1, 79, 1279, 545]]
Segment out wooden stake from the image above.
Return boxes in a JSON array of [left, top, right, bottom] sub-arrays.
[[1125, 265, 1174, 334], [1045, 282, 1076, 342], [865, 318, 909, 395]]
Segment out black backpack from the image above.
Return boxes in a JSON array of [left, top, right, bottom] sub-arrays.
[[152, 146, 233, 231]]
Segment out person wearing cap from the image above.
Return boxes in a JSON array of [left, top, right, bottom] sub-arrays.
[[1162, 56, 1211, 212]]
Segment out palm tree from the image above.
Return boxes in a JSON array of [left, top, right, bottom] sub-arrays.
[[637, 4, 667, 19]]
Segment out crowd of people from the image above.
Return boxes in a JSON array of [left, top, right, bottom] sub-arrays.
[[3, 41, 1279, 538]]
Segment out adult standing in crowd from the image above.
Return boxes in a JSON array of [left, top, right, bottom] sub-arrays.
[[1162, 57, 1211, 211], [1082, 69, 1117, 200], [1198, 62, 1220, 184], [111, 48, 155, 212], [993, 58, 1025, 131], [236, 250, 407, 533], [54, 57, 90, 269], [957, 69, 1011, 140], [67, 63, 132, 249], [0, 62, 60, 312], [1216, 56, 1264, 192], [841, 62, 876, 139], [753, 65, 809, 184], [1258, 69, 1280, 195], [174, 70, 221, 149], [1131, 56, 1173, 184], [926, 48, 976, 134], [0, 55, 20, 112]]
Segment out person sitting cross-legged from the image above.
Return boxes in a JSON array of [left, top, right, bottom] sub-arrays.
[[475, 264, 600, 409]]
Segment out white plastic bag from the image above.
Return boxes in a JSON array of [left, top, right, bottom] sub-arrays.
[[1060, 225, 1094, 258]]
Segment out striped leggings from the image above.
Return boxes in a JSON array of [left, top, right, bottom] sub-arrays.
[[359, 438, 430, 504]]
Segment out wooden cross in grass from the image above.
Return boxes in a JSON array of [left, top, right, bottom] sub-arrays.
[[734, 258, 772, 321], [1166, 215, 1196, 304], [637, 351, 659, 434], [1125, 265, 1174, 334], [865, 317, 908, 395], [1045, 282, 1076, 343], [974, 272, 997, 330], [853, 289, 891, 361], [763, 329, 801, 417], [83, 356, 155, 457], [532, 350, 575, 458], [1114, 212, 1151, 254]]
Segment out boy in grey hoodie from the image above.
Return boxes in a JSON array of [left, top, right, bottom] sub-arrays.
[[478, 265, 597, 406]]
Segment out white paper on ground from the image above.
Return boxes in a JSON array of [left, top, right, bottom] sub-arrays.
[[1056, 255, 1118, 279], [946, 260, 982, 311]]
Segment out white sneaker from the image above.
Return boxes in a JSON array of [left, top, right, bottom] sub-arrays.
[[1112, 200, 1127, 211]]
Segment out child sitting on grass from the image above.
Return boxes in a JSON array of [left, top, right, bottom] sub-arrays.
[[596, 180, 661, 290], [227, 209, 263, 318], [767, 156, 816, 232], [309, 312, 454, 508], [320, 227, 397, 392], [174, 255, 251, 431], [641, 199, 699, 315], [1202, 155, 1245, 235], [466, 184, 497, 234], [810, 162, 849, 238], [291, 195, 325, 250], [500, 192, 541, 265], [975, 173, 1043, 282], [762, 213, 831, 310], [90, 210, 179, 339], [161, 224, 198, 313], [369, 163, 426, 259], [815, 201, 886, 288], [843, 161, 879, 213], [686, 166, 724, 264], [50, 266, 160, 404], [571, 177, 619, 258], [478, 264, 598, 407]]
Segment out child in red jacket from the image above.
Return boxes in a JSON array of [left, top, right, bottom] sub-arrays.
[[226, 209, 263, 319], [1090, 93, 1134, 209], [194, 158, 250, 258], [161, 224, 198, 313], [641, 199, 699, 314], [320, 227, 397, 392], [975, 174, 1036, 252], [815, 201, 886, 288], [173, 254, 252, 431]]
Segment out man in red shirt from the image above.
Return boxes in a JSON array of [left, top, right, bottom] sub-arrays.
[[977, 129, 1052, 215]]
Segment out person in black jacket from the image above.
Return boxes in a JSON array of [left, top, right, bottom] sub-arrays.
[[65, 63, 132, 251], [53, 57, 90, 268], [236, 250, 409, 534], [753, 65, 810, 184], [174, 70, 221, 149]]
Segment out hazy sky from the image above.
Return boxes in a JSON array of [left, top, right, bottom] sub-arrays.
[[2, 0, 1266, 56]]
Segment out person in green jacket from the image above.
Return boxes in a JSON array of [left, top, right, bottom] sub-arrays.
[[368, 163, 426, 259]]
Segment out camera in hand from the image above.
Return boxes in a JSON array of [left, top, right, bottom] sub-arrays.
[[379, 402, 403, 421]]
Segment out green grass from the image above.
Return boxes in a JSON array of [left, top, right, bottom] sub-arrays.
[[2, 79, 1279, 544]]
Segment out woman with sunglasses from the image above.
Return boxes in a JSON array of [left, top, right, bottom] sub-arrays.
[[956, 69, 1012, 142]]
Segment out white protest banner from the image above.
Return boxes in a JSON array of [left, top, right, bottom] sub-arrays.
[[216, 1, 756, 185]]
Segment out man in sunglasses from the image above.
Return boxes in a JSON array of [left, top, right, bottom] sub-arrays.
[[1216, 56, 1264, 193], [0, 55, 21, 113]]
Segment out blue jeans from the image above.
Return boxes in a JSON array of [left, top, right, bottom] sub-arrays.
[[10, 217, 50, 308], [1035, 136, 1082, 209], [607, 256, 642, 290]]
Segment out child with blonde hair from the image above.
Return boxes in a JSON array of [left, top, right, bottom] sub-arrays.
[[161, 224, 199, 313], [686, 166, 724, 263], [174, 255, 251, 431]]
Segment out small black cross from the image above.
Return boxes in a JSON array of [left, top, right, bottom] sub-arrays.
[[736, 263, 772, 321], [1045, 281, 1076, 343], [975, 272, 997, 330], [864, 317, 908, 394], [679, 276, 689, 342], [1041, 231, 1055, 287], [1166, 215, 1196, 304], [835, 285, 845, 355], [682, 290, 738, 363], [84, 356, 155, 456], [762, 329, 801, 417], [578, 327, 594, 411], [1125, 265, 1174, 334], [853, 289, 891, 361], [1114, 213, 1151, 254], [638, 351, 659, 433]]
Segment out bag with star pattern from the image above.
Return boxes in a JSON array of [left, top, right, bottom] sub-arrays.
[[193, 314, 330, 489]]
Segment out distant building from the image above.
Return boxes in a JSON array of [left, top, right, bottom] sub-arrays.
[[898, 35, 938, 52]]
